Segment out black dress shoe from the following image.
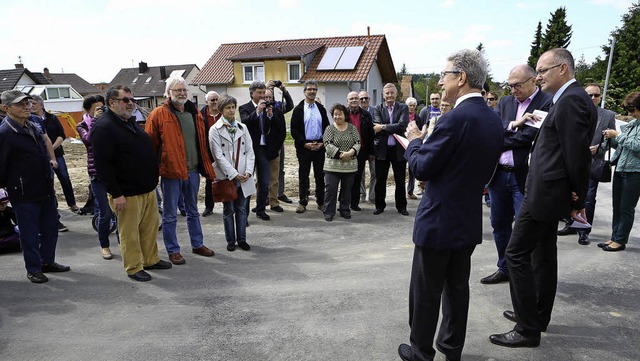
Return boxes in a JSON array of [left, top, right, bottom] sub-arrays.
[[180, 210, 186, 217], [227, 243, 236, 252], [256, 211, 271, 220], [238, 242, 251, 251], [202, 208, 213, 217], [480, 270, 509, 284], [324, 216, 334, 222], [251, 207, 257, 213], [373, 209, 384, 215], [578, 232, 590, 245], [270, 205, 284, 212], [503, 310, 517, 323], [128, 270, 152, 282], [397, 343, 411, 361], [339, 211, 351, 219], [27, 272, 48, 283], [144, 260, 173, 270], [602, 244, 626, 252], [399, 209, 409, 216], [557, 224, 576, 236], [41, 262, 71, 273], [597, 241, 612, 248], [350, 204, 362, 211], [278, 195, 293, 204], [489, 330, 540, 348]]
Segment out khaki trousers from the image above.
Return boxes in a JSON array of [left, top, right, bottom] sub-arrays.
[[268, 156, 280, 207], [109, 190, 161, 275]]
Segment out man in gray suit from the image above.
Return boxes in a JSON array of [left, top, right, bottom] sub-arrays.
[[557, 83, 617, 245]]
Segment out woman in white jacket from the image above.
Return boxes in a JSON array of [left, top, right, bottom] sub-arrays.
[[209, 94, 255, 251]]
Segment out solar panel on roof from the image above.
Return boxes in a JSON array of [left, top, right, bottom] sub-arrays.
[[317, 47, 345, 70], [335, 46, 364, 70]]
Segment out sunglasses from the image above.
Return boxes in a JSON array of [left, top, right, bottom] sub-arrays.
[[487, 98, 496, 101], [360, 97, 369, 101], [588, 93, 601, 98], [116, 97, 135, 103]]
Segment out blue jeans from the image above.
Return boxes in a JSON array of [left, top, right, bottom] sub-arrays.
[[12, 197, 59, 273], [161, 172, 204, 254], [54, 156, 76, 207], [91, 179, 112, 248], [582, 178, 599, 234], [223, 183, 247, 245], [488, 169, 524, 274], [611, 172, 640, 245]]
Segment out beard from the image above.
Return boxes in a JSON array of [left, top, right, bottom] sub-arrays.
[[172, 97, 187, 107]]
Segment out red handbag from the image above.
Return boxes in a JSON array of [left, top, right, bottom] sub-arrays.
[[211, 138, 241, 202]]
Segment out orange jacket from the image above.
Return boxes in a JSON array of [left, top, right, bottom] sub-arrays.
[[145, 99, 215, 180]]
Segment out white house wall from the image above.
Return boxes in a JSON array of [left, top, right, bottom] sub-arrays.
[[366, 61, 383, 107]]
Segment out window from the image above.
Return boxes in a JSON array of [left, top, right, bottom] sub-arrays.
[[59, 88, 71, 98], [132, 76, 138, 83], [242, 63, 264, 83], [47, 88, 59, 99], [287, 62, 301, 82], [145, 76, 153, 83]]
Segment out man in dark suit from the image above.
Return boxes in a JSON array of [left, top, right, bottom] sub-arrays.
[[398, 49, 504, 361], [490, 48, 597, 348], [557, 83, 617, 245], [346, 91, 374, 211], [372, 83, 410, 215], [290, 80, 329, 213], [480, 64, 553, 285], [239, 81, 281, 221]]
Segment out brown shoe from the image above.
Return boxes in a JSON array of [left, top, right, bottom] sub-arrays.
[[169, 253, 186, 265], [192, 245, 215, 257], [296, 204, 306, 214]]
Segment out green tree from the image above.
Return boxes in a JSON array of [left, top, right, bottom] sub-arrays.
[[528, 21, 543, 68], [540, 7, 573, 51]]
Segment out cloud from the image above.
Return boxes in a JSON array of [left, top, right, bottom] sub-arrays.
[[439, 0, 455, 8], [588, 0, 633, 10]]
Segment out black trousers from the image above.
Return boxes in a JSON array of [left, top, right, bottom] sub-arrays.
[[350, 153, 368, 207], [204, 179, 214, 210], [296, 148, 325, 206], [409, 245, 475, 361], [505, 199, 557, 337], [374, 148, 407, 211]]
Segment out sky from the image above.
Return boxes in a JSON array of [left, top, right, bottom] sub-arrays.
[[0, 0, 634, 85]]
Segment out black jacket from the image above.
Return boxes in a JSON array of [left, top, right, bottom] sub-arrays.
[[39, 111, 66, 157], [90, 108, 159, 198], [351, 107, 375, 159], [239, 101, 287, 160], [290, 100, 330, 152]]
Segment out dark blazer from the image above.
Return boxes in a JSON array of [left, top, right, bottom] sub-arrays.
[[290, 100, 330, 152], [491, 90, 553, 193], [239, 101, 286, 160], [351, 107, 375, 159], [591, 106, 617, 160], [405, 96, 503, 250], [372, 101, 409, 160], [525, 82, 597, 222]]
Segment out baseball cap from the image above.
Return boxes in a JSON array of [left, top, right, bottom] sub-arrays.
[[0, 188, 9, 203], [1, 90, 33, 105]]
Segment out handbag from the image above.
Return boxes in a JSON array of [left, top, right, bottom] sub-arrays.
[[211, 135, 242, 202], [590, 136, 612, 182]]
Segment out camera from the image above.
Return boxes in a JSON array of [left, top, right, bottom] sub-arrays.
[[272, 80, 282, 88], [263, 101, 274, 108]]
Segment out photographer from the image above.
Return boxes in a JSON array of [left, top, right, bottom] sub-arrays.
[[267, 80, 295, 204]]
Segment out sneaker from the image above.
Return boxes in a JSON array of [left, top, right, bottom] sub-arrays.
[[27, 272, 48, 283], [58, 222, 68, 232], [101, 248, 113, 260], [296, 204, 306, 214]]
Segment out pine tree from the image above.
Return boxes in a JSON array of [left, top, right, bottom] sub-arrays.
[[540, 7, 573, 51], [528, 21, 542, 68]]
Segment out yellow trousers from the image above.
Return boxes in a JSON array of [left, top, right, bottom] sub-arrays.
[[268, 156, 281, 207]]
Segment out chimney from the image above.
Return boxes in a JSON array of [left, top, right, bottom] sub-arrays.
[[159, 66, 167, 80], [277, 47, 281, 53], [138, 61, 148, 74], [367, 26, 370, 42], [43, 67, 51, 79], [15, 64, 24, 69]]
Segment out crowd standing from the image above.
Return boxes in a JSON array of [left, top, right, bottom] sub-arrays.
[[0, 45, 638, 361]]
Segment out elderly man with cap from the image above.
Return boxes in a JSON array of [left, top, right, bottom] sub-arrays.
[[0, 90, 70, 283]]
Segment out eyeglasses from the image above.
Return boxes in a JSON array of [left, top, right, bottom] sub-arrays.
[[487, 97, 496, 101], [440, 70, 461, 78], [508, 77, 533, 90], [208, 98, 219, 102], [536, 64, 562, 77], [305, 88, 318, 92], [588, 93, 601, 98], [360, 97, 369, 101], [171, 88, 188, 93], [115, 97, 135, 103], [430, 98, 440, 101]]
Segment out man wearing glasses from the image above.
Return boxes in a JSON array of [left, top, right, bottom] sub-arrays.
[[0, 90, 70, 283], [556, 83, 616, 245], [490, 48, 596, 348], [146, 76, 217, 265], [200, 91, 221, 217], [358, 91, 376, 203], [92, 85, 172, 282], [480, 64, 552, 286]]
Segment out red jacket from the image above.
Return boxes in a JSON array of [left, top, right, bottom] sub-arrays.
[[145, 99, 215, 180]]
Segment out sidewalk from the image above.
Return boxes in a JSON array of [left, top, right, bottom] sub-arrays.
[[0, 181, 638, 361]]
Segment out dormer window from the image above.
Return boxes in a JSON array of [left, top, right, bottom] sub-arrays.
[[242, 63, 264, 83]]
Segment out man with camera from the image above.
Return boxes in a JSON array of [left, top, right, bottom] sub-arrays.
[[267, 80, 295, 204], [264, 87, 288, 212], [240, 81, 286, 220]]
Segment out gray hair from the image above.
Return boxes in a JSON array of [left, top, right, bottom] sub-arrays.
[[303, 80, 318, 91], [164, 76, 187, 98], [206, 91, 219, 101], [105, 85, 132, 106], [217, 93, 237, 112], [31, 94, 45, 108], [248, 81, 266, 96], [447, 49, 488, 90], [547, 48, 575, 74], [405, 97, 417, 106]]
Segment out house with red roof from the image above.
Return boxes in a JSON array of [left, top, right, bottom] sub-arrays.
[[191, 32, 398, 109]]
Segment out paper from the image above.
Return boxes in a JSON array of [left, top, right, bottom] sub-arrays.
[[393, 134, 410, 150], [240, 175, 257, 197], [525, 110, 548, 129], [570, 213, 592, 229]]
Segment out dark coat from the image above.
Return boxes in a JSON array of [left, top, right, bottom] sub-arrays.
[[351, 107, 375, 159], [372, 101, 409, 160], [239, 101, 287, 160], [290, 100, 330, 152], [40, 111, 66, 157], [491, 90, 553, 193], [525, 82, 597, 221], [405, 96, 503, 250]]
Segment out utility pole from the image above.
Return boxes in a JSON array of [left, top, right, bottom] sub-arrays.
[[602, 38, 615, 109]]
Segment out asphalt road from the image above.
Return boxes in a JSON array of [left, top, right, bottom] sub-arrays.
[[0, 181, 638, 361]]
